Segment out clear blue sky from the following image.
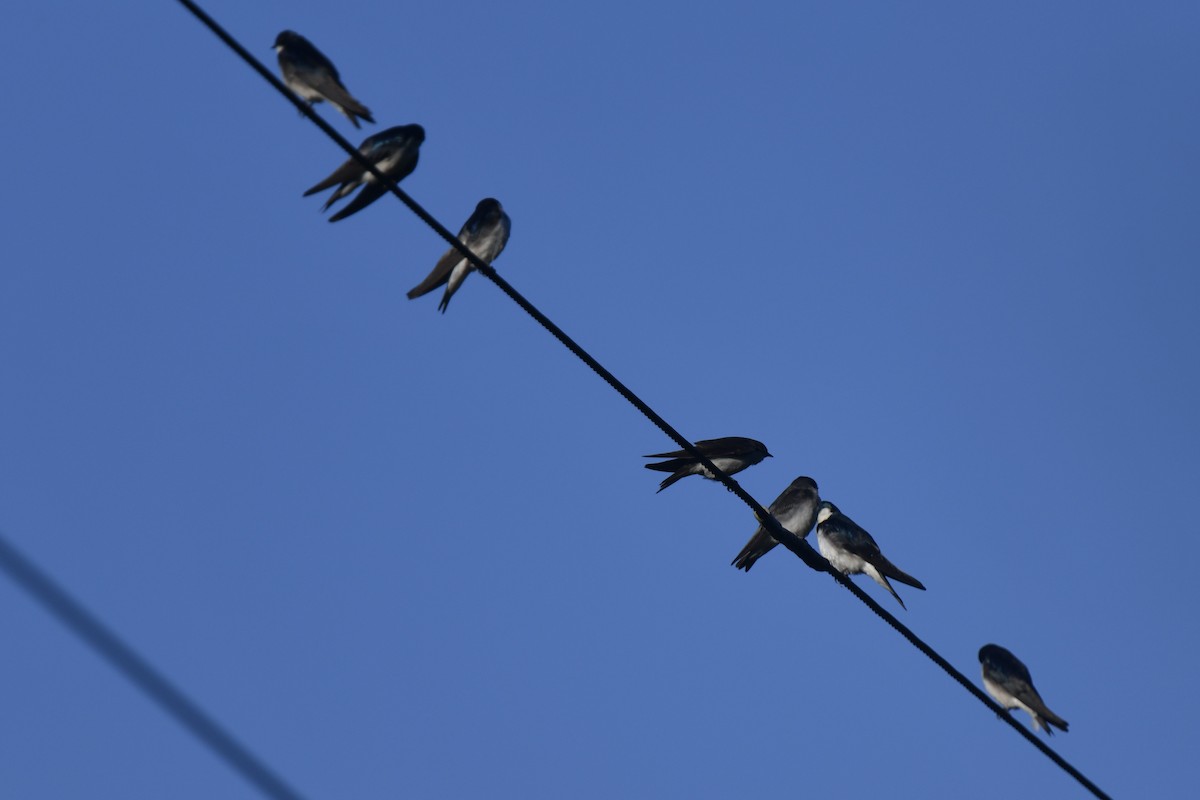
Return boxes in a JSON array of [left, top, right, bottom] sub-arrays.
[[2, 1, 1198, 797]]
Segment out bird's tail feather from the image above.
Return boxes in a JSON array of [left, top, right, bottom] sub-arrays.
[[731, 529, 775, 571], [342, 104, 373, 127], [878, 575, 908, 610], [654, 470, 688, 493], [643, 458, 687, 473], [1034, 708, 1069, 734], [864, 566, 908, 610], [304, 174, 342, 197], [407, 269, 449, 300], [329, 183, 386, 222], [877, 557, 926, 591], [321, 185, 352, 211], [328, 92, 372, 127]]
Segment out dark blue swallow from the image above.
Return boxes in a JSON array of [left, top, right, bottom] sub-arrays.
[[274, 31, 374, 128], [979, 644, 1069, 735], [731, 476, 819, 571], [815, 500, 925, 609], [303, 124, 424, 222], [645, 437, 771, 493], [407, 198, 511, 312]]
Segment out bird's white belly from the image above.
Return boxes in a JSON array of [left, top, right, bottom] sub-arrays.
[[286, 77, 323, 102], [700, 457, 742, 478], [818, 535, 866, 574], [982, 677, 1017, 709]]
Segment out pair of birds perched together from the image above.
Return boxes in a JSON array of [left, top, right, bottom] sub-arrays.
[[643, 437, 925, 608], [645, 436, 1069, 736], [273, 30, 510, 313]]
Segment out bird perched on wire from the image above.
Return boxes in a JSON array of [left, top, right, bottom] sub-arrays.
[[273, 30, 374, 128], [731, 476, 819, 571], [979, 644, 1069, 735], [643, 436, 771, 493], [303, 124, 424, 222], [815, 500, 925, 609], [407, 198, 511, 312]]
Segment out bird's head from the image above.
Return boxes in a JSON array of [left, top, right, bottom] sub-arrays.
[[273, 30, 299, 52], [978, 644, 1008, 665]]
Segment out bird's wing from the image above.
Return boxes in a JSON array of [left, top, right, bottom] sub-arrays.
[[328, 182, 387, 221], [306, 71, 373, 122], [303, 158, 361, 196], [731, 526, 776, 571], [407, 248, 463, 299]]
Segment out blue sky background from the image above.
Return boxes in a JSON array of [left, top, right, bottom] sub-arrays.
[[2, 1, 1198, 797]]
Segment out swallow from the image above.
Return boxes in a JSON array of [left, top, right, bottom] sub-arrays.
[[979, 644, 1069, 735], [643, 437, 771, 493], [273, 31, 374, 128], [815, 500, 925, 609], [303, 124, 425, 222], [731, 476, 819, 571], [406, 198, 511, 312]]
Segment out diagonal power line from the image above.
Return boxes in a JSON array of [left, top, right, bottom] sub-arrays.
[[0, 531, 310, 800], [169, 2, 1112, 797]]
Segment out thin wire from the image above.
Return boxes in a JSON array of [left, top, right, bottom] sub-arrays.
[[824, 571, 1110, 797], [0, 531, 310, 800], [173, 3, 1111, 797]]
